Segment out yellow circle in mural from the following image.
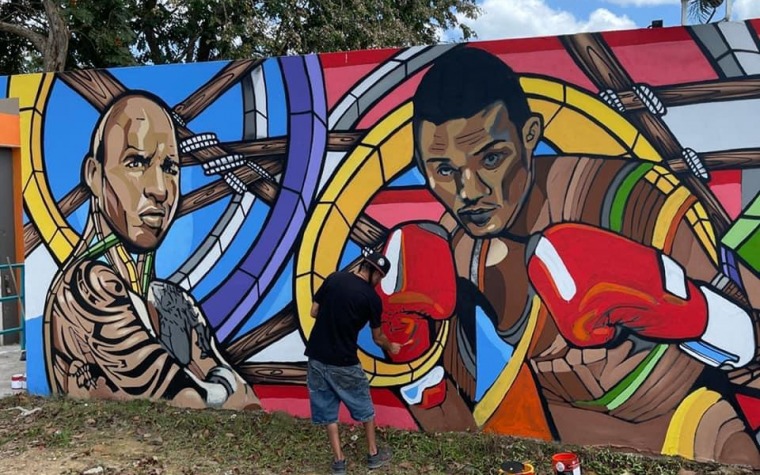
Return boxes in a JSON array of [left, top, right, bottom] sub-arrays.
[[295, 75, 667, 388], [11, 73, 80, 264]]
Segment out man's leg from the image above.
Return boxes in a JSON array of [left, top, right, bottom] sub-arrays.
[[364, 417, 378, 456], [326, 422, 344, 461], [307, 360, 344, 469], [335, 364, 392, 468]]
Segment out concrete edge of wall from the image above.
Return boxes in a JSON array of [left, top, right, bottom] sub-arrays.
[[0, 98, 23, 266]]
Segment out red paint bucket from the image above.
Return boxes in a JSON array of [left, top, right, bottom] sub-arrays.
[[552, 452, 581, 474], [10, 374, 24, 391], [498, 461, 535, 474]]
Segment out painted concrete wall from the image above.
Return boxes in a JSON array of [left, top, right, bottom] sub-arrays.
[[4, 20, 760, 467]]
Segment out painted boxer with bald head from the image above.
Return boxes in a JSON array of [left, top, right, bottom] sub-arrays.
[[43, 92, 259, 410]]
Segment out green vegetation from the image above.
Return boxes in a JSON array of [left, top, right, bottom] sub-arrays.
[[0, 394, 754, 474]]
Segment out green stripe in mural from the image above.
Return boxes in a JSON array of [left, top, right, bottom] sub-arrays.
[[576, 343, 668, 411], [723, 193, 760, 274], [609, 162, 654, 233], [80, 233, 120, 260], [592, 161, 665, 411]]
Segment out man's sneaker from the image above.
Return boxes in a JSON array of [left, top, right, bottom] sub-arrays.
[[331, 458, 346, 475], [367, 447, 391, 469]]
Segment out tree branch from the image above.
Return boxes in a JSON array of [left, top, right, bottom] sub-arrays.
[[0, 20, 46, 52]]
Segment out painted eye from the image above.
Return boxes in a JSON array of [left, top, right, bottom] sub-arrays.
[[125, 155, 149, 169], [483, 153, 503, 169], [437, 164, 455, 177], [162, 160, 179, 176]]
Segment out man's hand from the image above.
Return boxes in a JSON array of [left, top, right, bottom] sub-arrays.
[[387, 340, 413, 356], [371, 326, 412, 355], [527, 223, 755, 369]]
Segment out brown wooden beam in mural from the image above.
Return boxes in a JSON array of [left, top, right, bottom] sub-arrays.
[[561, 32, 731, 235], [23, 184, 89, 255], [669, 148, 760, 173], [224, 304, 298, 366], [58, 70, 127, 111], [179, 156, 282, 214], [223, 131, 365, 159], [237, 362, 308, 385], [173, 59, 262, 122], [561, 33, 633, 92], [618, 79, 760, 111]]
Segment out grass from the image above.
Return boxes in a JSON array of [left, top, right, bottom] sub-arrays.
[[0, 393, 755, 474]]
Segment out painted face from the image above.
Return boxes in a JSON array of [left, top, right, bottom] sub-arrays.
[[88, 97, 180, 252], [418, 101, 541, 238]]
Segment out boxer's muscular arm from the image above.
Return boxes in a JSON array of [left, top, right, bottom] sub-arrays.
[[187, 300, 260, 409], [56, 260, 226, 406], [146, 280, 260, 409], [528, 218, 757, 370]]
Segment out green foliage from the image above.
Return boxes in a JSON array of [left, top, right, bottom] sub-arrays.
[[67, 0, 137, 69], [0, 0, 46, 74], [0, 0, 480, 75]]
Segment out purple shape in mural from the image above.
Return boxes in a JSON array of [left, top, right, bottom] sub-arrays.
[[202, 54, 327, 342]]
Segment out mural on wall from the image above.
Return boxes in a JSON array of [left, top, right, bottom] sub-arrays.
[[5, 19, 760, 467]]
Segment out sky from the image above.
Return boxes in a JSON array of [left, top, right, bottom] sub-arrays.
[[446, 0, 760, 42]]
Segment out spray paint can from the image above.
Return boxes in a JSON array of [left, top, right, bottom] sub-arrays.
[[552, 452, 581, 474], [498, 461, 535, 474]]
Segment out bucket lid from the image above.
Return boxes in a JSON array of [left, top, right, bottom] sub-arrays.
[[500, 461, 529, 473]]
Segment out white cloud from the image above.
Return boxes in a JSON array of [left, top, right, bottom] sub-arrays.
[[735, 0, 760, 20], [603, 0, 679, 6], [456, 0, 638, 41]]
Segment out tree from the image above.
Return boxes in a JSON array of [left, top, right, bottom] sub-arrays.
[[0, 0, 135, 74], [681, 0, 733, 25], [0, 0, 480, 75], [0, 0, 68, 73], [129, 0, 480, 64]]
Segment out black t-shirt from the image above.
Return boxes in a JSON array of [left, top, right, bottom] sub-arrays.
[[305, 271, 382, 366]]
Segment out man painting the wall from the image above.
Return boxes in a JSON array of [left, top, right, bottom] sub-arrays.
[[306, 249, 405, 474], [43, 92, 259, 410], [376, 46, 760, 465]]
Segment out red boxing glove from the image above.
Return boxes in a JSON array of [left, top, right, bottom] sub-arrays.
[[527, 223, 755, 368], [527, 223, 709, 346], [378, 223, 457, 362]]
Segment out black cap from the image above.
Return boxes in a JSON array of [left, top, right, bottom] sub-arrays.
[[361, 248, 391, 276]]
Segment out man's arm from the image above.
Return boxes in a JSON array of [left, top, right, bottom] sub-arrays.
[[309, 274, 333, 319], [527, 222, 756, 369], [53, 260, 236, 408], [371, 326, 402, 355], [146, 281, 260, 410]]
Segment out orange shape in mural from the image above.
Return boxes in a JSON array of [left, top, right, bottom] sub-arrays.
[[482, 364, 553, 441]]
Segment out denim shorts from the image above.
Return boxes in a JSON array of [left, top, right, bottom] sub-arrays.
[[307, 359, 375, 425]]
